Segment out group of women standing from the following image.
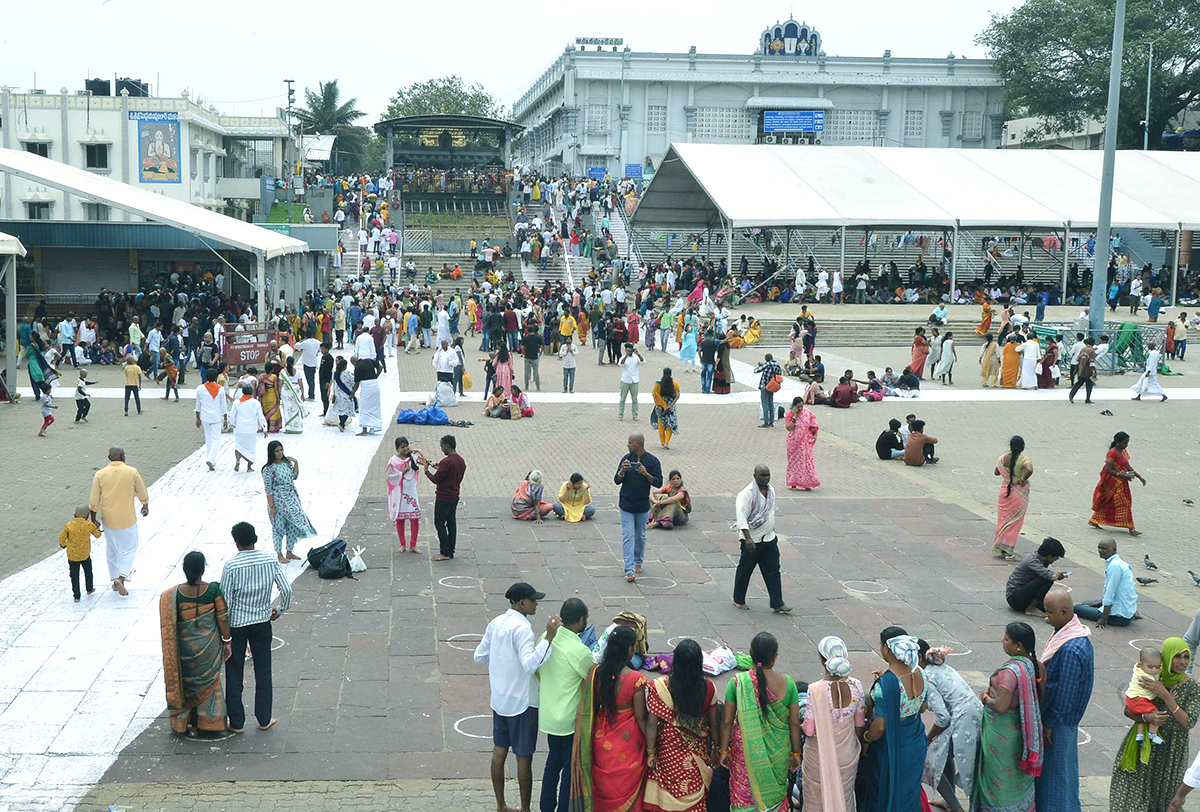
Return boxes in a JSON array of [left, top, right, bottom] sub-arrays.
[[909, 328, 957, 383]]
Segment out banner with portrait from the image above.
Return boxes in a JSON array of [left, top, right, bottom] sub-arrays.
[[132, 112, 180, 183]]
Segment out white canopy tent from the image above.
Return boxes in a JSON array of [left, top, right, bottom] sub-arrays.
[[1, 230, 28, 399], [0, 147, 309, 318], [633, 143, 1200, 301]]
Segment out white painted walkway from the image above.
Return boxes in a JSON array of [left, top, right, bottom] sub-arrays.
[[0, 360, 401, 809]]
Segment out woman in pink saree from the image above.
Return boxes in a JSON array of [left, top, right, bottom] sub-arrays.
[[993, 436, 1033, 560], [802, 636, 866, 812], [784, 397, 820, 490]]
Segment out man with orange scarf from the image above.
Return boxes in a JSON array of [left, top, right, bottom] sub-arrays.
[[229, 381, 268, 472], [194, 378, 229, 472]]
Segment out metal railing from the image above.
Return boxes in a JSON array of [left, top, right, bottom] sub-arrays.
[[1031, 320, 1168, 374]]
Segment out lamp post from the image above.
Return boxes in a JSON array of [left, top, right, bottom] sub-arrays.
[[1089, 0, 1127, 338], [284, 79, 295, 224]]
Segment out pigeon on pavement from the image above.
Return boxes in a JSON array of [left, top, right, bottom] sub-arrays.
[[1136, 577, 1158, 585], [1189, 571, 1200, 586], [1145, 554, 1158, 570]]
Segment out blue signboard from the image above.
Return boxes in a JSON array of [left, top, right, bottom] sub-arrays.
[[624, 164, 643, 179], [763, 110, 825, 133], [587, 166, 607, 180]]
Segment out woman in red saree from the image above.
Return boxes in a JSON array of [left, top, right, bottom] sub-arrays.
[[572, 626, 649, 812], [975, 302, 995, 336], [644, 640, 719, 812], [1036, 341, 1059, 389], [785, 397, 820, 490], [1088, 432, 1146, 535], [911, 328, 930, 379], [159, 551, 232, 735]]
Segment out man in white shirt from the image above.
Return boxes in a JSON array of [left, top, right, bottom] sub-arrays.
[[733, 465, 791, 613], [474, 582, 561, 812], [353, 325, 376, 362], [617, 343, 644, 421], [194, 378, 229, 472], [146, 324, 163, 379], [295, 336, 321, 401], [57, 315, 78, 368], [559, 335, 578, 394], [432, 339, 459, 383]]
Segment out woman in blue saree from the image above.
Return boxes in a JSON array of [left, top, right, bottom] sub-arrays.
[[858, 626, 927, 812]]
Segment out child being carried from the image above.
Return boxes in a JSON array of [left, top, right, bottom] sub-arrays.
[[1126, 647, 1165, 744]]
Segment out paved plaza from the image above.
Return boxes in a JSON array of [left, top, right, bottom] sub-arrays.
[[0, 311, 1197, 811]]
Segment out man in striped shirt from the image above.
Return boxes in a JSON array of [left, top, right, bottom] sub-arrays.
[[221, 521, 292, 733]]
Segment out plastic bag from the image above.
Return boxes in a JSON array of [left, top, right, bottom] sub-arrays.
[[349, 546, 366, 573], [462, 370, 473, 391]]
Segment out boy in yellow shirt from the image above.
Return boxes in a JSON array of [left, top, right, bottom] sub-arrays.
[[59, 506, 101, 601]]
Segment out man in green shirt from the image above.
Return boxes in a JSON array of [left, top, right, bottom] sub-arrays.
[[536, 598, 592, 812]]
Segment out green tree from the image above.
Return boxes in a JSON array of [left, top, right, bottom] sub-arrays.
[[384, 75, 505, 120], [977, 0, 1200, 148], [293, 80, 371, 173]]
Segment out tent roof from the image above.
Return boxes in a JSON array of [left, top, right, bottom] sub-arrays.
[[300, 134, 337, 164], [0, 231, 26, 258], [634, 144, 1200, 232], [0, 148, 308, 259]]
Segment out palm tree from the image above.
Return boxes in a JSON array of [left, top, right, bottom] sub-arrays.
[[294, 80, 369, 173]]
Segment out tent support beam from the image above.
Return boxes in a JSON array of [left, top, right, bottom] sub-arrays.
[[1172, 226, 1181, 306], [3, 255, 15, 397], [256, 253, 266, 321], [839, 227, 846, 278], [1018, 229, 1025, 268], [949, 224, 958, 300], [1062, 223, 1070, 305], [725, 221, 733, 280]]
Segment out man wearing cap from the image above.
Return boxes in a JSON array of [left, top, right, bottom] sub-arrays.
[[474, 583, 562, 812]]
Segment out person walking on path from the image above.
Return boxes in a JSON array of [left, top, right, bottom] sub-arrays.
[[88, 446, 149, 596], [650, 368, 678, 450], [123, 354, 143, 416], [1067, 338, 1097, 404], [1035, 591, 1095, 812], [195, 378, 229, 472], [473, 582, 562, 812], [536, 597, 592, 812], [993, 435, 1033, 560], [618, 343, 645, 421], [221, 521, 292, 734], [784, 397, 820, 491], [1131, 341, 1167, 402], [521, 327, 542, 391], [1074, 538, 1139, 628], [614, 434, 663, 582], [229, 382, 268, 472], [754, 353, 783, 428], [423, 434, 466, 561], [1088, 432, 1146, 536], [261, 440, 317, 565], [59, 506, 100, 602], [732, 465, 792, 613]]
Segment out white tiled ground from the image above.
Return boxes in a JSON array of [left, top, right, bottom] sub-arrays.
[[0, 359, 401, 809]]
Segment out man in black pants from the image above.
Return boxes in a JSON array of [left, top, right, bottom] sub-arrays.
[[220, 521, 292, 733], [318, 342, 333, 416], [732, 465, 792, 613], [1005, 537, 1069, 615], [1068, 338, 1097, 404], [423, 435, 466, 561]]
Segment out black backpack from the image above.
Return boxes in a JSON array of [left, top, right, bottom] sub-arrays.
[[307, 539, 354, 579]]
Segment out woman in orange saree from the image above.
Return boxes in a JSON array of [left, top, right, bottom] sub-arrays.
[[975, 302, 995, 336], [910, 328, 930, 379], [1000, 338, 1020, 388], [159, 551, 232, 735], [257, 362, 283, 433], [572, 626, 648, 812], [993, 436, 1033, 560], [1088, 432, 1146, 535]]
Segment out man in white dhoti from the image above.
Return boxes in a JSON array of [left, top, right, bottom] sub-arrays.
[[88, 447, 149, 596], [353, 357, 383, 436], [230, 382, 268, 471], [436, 307, 451, 347], [1018, 335, 1040, 390], [194, 379, 229, 472], [1132, 343, 1168, 402]]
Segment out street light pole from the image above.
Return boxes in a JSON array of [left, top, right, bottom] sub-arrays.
[[1090, 0, 1127, 338], [284, 79, 295, 224], [1143, 40, 1154, 150]]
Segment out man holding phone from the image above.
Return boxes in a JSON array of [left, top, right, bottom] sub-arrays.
[[613, 434, 663, 583]]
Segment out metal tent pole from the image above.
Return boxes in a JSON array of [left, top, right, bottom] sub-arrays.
[[839, 226, 846, 278], [256, 253, 266, 321], [4, 255, 15, 395], [1172, 226, 1181, 305], [1063, 223, 1071, 302], [1090, 0, 1127, 338], [950, 223, 958, 298]]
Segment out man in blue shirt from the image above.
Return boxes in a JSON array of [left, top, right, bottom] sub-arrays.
[[1036, 590, 1095, 812], [613, 434, 662, 582], [1074, 538, 1139, 628]]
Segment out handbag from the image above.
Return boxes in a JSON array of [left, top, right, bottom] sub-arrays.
[[509, 403, 523, 420], [765, 373, 783, 393]]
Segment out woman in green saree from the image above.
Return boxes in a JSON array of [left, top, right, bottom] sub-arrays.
[[716, 632, 802, 812], [159, 551, 233, 736]]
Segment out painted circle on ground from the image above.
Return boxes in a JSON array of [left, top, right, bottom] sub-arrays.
[[1129, 638, 1165, 650], [1146, 468, 1181, 475], [947, 648, 974, 657], [184, 729, 236, 742], [1186, 451, 1200, 457], [945, 537, 985, 548], [18, 474, 53, 483], [635, 577, 678, 590], [271, 636, 285, 651], [667, 636, 722, 651], [1030, 512, 1080, 520], [1043, 469, 1078, 476], [447, 633, 484, 652], [0, 504, 10, 511], [1050, 584, 1073, 593], [453, 714, 493, 739], [789, 536, 825, 547], [1078, 729, 1092, 746], [952, 469, 986, 476], [592, 501, 616, 510], [439, 576, 481, 589], [842, 580, 888, 595]]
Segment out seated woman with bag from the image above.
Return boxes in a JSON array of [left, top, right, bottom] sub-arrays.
[[483, 386, 509, 418]]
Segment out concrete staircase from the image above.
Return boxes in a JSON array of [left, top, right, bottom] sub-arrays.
[[754, 317, 985, 348]]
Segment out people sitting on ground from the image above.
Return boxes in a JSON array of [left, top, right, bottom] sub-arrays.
[[879, 366, 898, 391], [483, 386, 510, 418], [803, 379, 826, 405], [783, 350, 804, 378], [859, 370, 885, 401], [743, 316, 761, 344], [1005, 536, 1068, 617], [799, 354, 825, 383], [553, 473, 596, 522], [826, 376, 857, 408], [511, 470, 554, 522], [647, 470, 691, 531], [892, 366, 921, 398], [904, 419, 938, 466], [928, 303, 949, 325], [511, 385, 533, 417], [876, 418, 906, 460]]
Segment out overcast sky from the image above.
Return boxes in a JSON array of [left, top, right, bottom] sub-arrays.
[[1, 0, 1022, 122]]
